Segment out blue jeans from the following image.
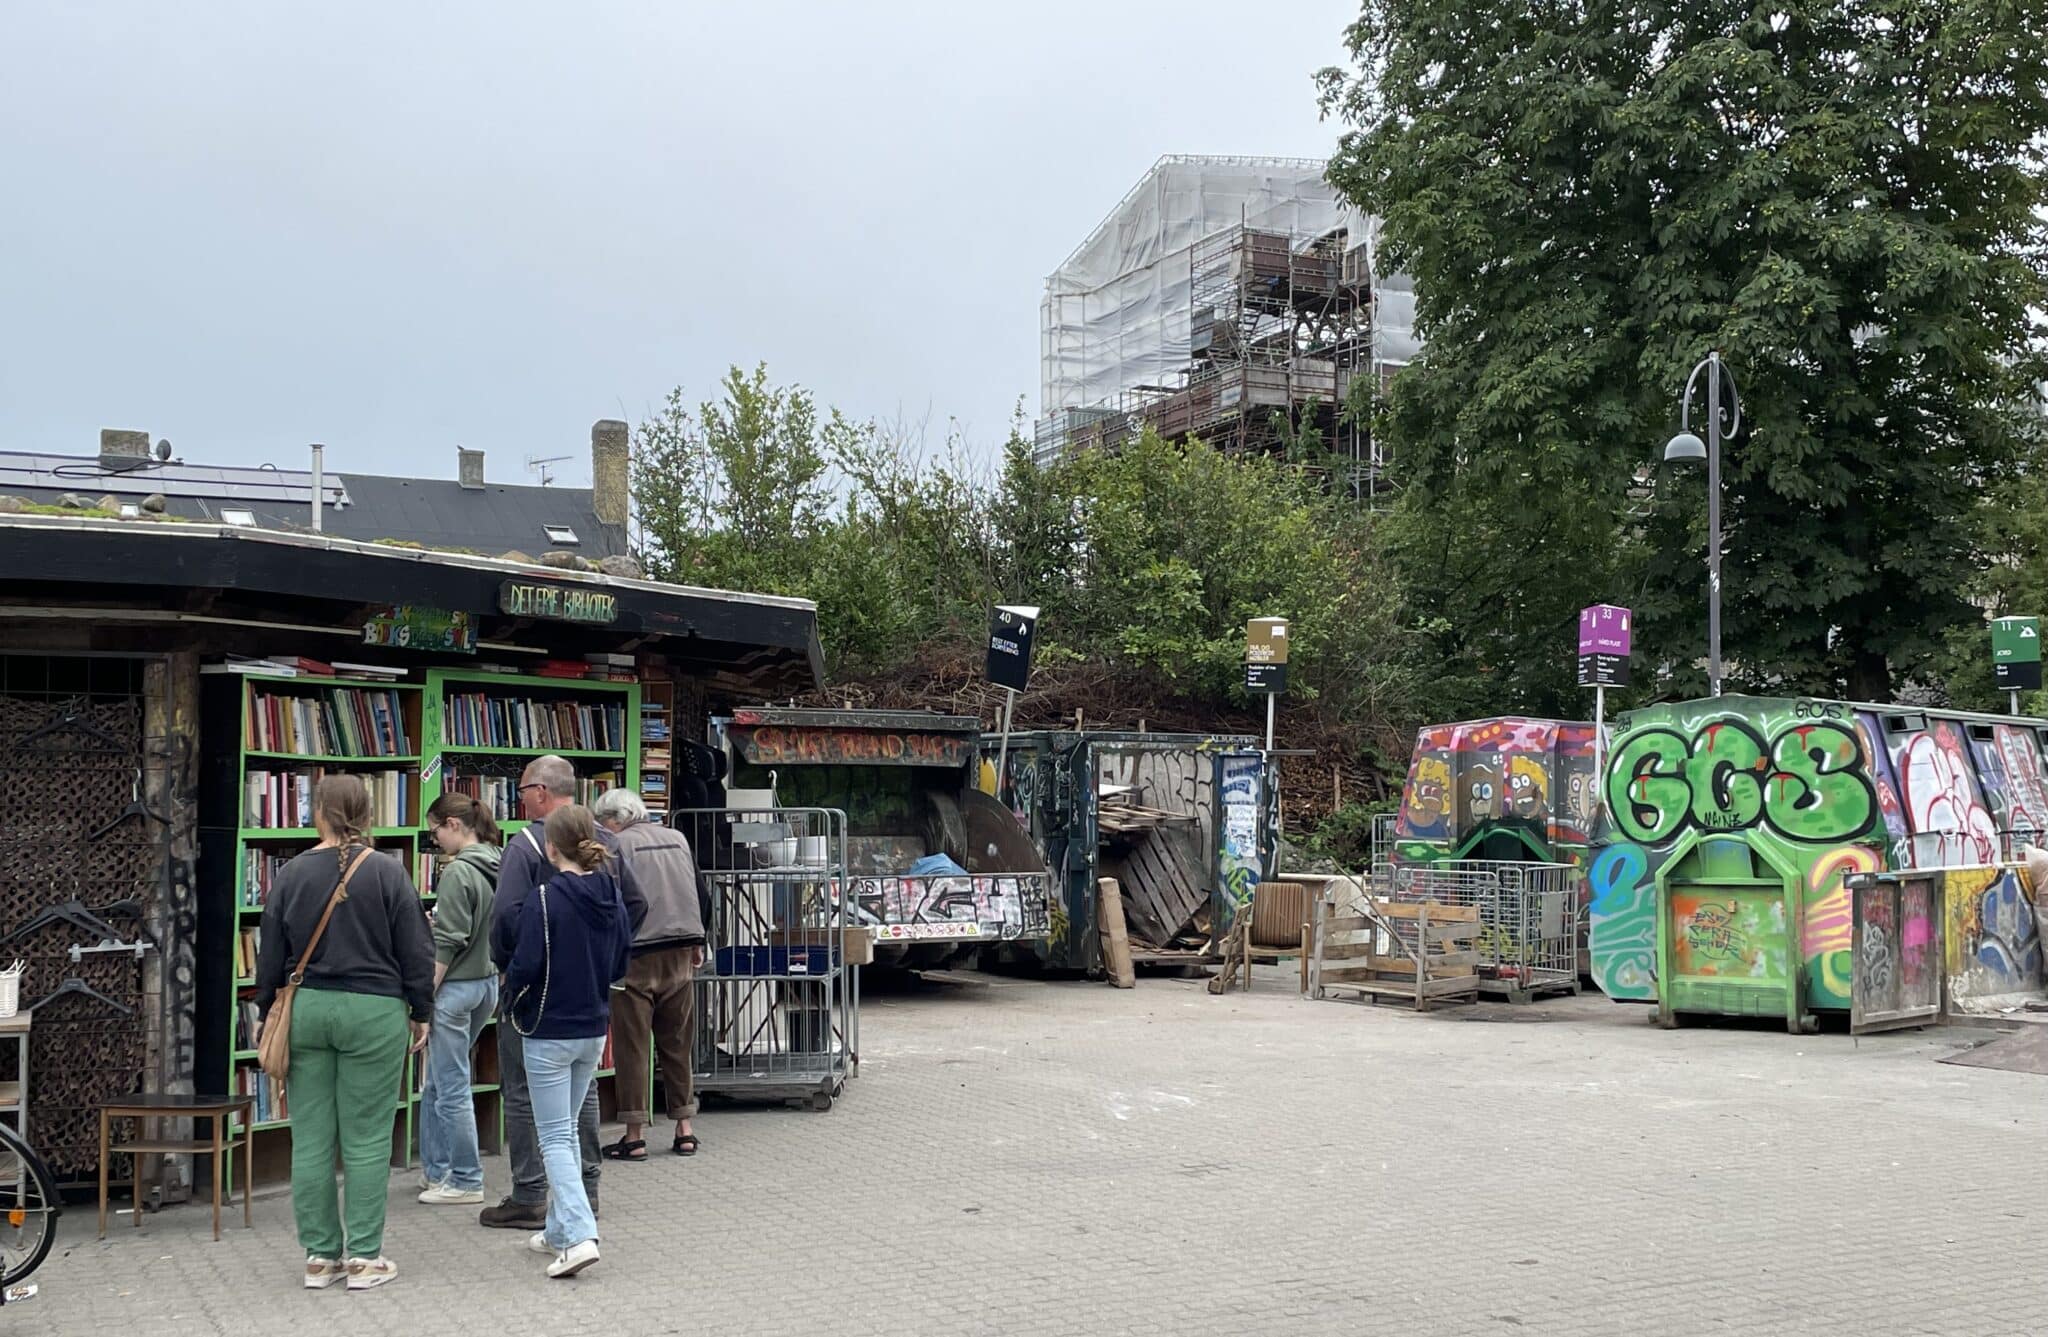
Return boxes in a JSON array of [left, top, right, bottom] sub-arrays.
[[524, 1035, 604, 1250], [419, 976, 498, 1191]]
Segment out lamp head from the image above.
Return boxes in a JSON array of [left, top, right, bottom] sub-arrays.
[[1664, 431, 1707, 464]]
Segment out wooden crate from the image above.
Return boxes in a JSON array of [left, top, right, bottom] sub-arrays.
[[1312, 899, 1481, 1012]]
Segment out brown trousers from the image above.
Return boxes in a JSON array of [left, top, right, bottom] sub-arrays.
[[611, 946, 699, 1125]]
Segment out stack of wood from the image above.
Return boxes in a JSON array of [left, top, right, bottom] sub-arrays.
[[1311, 898, 1481, 1012], [1096, 796, 1193, 836]]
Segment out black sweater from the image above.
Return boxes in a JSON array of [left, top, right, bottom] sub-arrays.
[[253, 843, 436, 1024]]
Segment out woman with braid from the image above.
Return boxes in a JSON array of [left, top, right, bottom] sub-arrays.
[[252, 773, 434, 1292]]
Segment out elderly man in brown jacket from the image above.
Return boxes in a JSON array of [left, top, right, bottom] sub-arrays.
[[591, 788, 709, 1159]]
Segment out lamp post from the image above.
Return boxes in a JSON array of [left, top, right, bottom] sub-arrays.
[[1664, 351, 1742, 697]]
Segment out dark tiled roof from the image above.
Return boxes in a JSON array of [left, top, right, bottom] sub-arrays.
[[328, 474, 625, 558], [0, 451, 624, 557]]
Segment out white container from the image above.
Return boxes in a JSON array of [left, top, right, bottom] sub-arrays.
[[0, 968, 21, 1018]]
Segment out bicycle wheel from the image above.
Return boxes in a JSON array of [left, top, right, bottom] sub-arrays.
[[0, 1125, 59, 1288]]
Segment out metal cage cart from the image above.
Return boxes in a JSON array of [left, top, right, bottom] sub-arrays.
[[673, 807, 855, 1112], [1310, 860, 1583, 1006]]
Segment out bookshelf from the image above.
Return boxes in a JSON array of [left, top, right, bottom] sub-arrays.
[[215, 674, 426, 1156], [417, 668, 642, 1112], [640, 680, 674, 819], [204, 663, 646, 1183]]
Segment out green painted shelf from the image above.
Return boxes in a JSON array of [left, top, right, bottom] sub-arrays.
[[244, 750, 422, 764]]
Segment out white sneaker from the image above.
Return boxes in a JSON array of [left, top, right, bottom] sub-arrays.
[[418, 1183, 485, 1205], [345, 1256, 398, 1291], [547, 1239, 600, 1279], [417, 1173, 442, 1192], [527, 1230, 554, 1255], [304, 1256, 345, 1290]]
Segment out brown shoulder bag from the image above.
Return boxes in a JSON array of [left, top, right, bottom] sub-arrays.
[[257, 848, 369, 1081]]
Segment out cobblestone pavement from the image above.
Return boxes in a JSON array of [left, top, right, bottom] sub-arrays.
[[17, 970, 2048, 1336]]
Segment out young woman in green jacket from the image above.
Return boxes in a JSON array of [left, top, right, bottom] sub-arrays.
[[417, 792, 503, 1205]]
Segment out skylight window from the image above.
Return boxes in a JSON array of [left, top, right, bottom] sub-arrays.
[[543, 524, 580, 545], [222, 508, 256, 527]]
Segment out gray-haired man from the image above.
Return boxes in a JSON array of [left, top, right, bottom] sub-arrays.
[[592, 787, 708, 1160]]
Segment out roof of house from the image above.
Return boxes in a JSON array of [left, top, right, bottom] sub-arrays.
[[0, 451, 624, 558]]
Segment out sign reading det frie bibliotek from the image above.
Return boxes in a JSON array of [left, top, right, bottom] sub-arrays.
[[499, 580, 619, 625]]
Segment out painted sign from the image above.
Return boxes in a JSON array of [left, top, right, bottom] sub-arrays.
[[1993, 615, 2042, 691], [498, 580, 618, 625], [1577, 604, 1631, 687], [1218, 754, 1263, 928], [732, 725, 974, 768], [1245, 617, 1289, 694], [986, 605, 1040, 692], [361, 603, 476, 653]]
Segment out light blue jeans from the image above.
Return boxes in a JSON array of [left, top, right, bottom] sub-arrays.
[[524, 1034, 605, 1250], [419, 976, 498, 1191]]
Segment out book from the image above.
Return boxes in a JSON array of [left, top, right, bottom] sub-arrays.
[[248, 687, 413, 756], [244, 768, 411, 827], [329, 661, 406, 680], [584, 652, 634, 668]]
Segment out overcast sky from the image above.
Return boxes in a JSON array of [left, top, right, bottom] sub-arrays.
[[1, 2, 1356, 486]]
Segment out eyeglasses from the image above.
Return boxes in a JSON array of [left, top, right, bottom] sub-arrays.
[[517, 782, 546, 795]]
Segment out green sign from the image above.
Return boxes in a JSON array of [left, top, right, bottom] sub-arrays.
[[499, 580, 618, 625], [362, 604, 475, 653], [1993, 616, 2041, 691]]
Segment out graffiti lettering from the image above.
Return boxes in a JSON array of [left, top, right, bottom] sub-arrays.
[[735, 726, 973, 769], [1684, 901, 1749, 962], [1607, 720, 1873, 846]]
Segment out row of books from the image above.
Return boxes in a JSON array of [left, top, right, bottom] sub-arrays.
[[242, 850, 293, 908], [442, 693, 628, 752], [248, 687, 413, 756], [235, 1065, 289, 1124], [536, 653, 639, 685], [234, 927, 262, 980], [440, 770, 619, 822], [233, 1001, 262, 1051], [214, 655, 404, 681], [245, 767, 413, 828]]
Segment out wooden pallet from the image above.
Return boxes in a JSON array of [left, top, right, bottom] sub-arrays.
[[1312, 899, 1482, 1012]]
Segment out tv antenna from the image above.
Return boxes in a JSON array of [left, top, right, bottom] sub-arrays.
[[524, 454, 572, 486]]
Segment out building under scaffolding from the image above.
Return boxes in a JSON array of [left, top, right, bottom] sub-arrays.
[[1036, 155, 1418, 500]]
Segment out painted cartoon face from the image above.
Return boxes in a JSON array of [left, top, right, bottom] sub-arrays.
[[1407, 756, 1450, 827], [1464, 760, 1501, 823], [1507, 756, 1548, 820], [1566, 772, 1594, 826]]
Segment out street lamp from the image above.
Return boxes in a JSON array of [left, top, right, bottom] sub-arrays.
[[1664, 351, 1741, 697]]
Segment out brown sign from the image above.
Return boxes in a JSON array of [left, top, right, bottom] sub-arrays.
[[499, 580, 618, 625], [1246, 617, 1289, 665], [731, 726, 974, 768]]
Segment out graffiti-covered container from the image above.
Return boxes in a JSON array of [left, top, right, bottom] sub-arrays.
[[1393, 717, 1600, 866], [1590, 695, 2048, 1020]]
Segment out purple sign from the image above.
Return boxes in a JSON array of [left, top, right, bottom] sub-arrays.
[[1578, 604, 1631, 657]]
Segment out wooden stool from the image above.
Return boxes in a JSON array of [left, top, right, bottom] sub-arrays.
[[99, 1094, 254, 1242]]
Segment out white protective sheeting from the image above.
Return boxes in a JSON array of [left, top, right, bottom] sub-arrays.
[[1039, 155, 1418, 418]]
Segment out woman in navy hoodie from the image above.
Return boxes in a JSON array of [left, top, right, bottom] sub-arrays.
[[505, 804, 631, 1279]]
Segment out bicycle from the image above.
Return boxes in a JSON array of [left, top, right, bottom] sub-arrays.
[[0, 1121, 60, 1302]]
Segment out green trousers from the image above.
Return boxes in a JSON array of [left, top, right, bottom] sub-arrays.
[[286, 988, 408, 1260]]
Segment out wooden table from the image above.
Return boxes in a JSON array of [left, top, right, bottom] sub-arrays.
[[99, 1093, 254, 1242]]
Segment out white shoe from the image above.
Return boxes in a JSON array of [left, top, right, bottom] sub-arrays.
[[418, 1183, 485, 1205], [547, 1239, 599, 1279], [528, 1230, 554, 1255], [304, 1256, 345, 1290], [345, 1256, 398, 1291], [417, 1173, 442, 1192]]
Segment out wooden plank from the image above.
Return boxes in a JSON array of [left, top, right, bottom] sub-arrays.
[[1318, 942, 1378, 961], [1347, 957, 1476, 976], [1420, 975, 1483, 998], [1372, 901, 1481, 922], [1320, 914, 1372, 933], [1097, 877, 1136, 989]]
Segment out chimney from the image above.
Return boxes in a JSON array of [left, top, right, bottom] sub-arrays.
[[99, 428, 151, 470], [591, 419, 629, 529], [457, 446, 485, 490]]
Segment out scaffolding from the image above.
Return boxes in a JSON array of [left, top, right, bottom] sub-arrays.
[[1036, 155, 1416, 502]]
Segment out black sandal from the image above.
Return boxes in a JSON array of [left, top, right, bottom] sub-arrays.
[[602, 1137, 647, 1162], [672, 1133, 699, 1157]]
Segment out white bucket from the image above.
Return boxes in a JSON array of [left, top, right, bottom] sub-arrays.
[[0, 966, 21, 1018]]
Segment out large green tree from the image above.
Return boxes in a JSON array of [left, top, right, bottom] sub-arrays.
[[1321, 1, 2048, 706]]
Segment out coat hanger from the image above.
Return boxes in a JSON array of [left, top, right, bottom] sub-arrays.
[[26, 976, 134, 1016], [85, 768, 170, 841], [0, 900, 130, 950], [11, 703, 130, 755]]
